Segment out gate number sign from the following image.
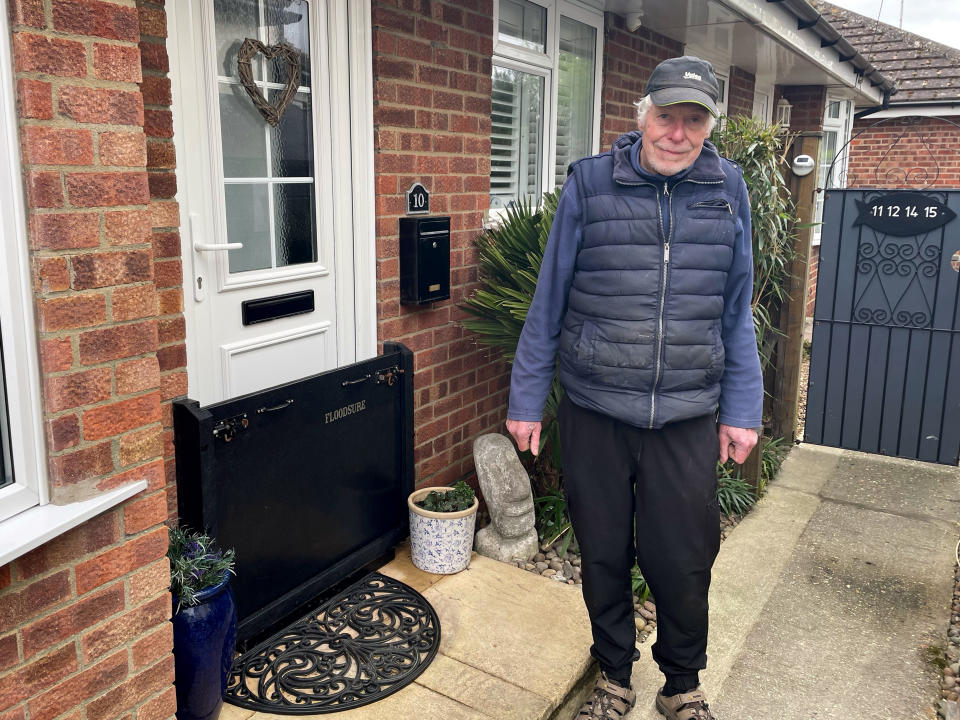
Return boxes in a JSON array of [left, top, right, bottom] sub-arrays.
[[405, 183, 430, 215], [853, 191, 956, 236]]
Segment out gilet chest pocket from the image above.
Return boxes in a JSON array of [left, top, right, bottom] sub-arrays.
[[688, 199, 733, 215]]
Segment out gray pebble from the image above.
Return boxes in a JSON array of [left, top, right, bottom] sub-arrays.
[[534, 553, 546, 563], [543, 568, 557, 577], [535, 561, 548, 572], [639, 607, 656, 621]]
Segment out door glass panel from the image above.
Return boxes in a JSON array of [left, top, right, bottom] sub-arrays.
[[555, 16, 595, 188], [270, 90, 313, 178], [215, 0, 261, 79], [490, 65, 544, 209], [226, 184, 271, 272], [274, 183, 317, 266], [220, 84, 268, 177], [213, 0, 318, 273], [498, 0, 546, 52], [266, 0, 311, 86]]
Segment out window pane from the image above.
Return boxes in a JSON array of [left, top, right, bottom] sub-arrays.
[[270, 90, 314, 178], [219, 83, 269, 177], [226, 184, 272, 272], [274, 183, 317, 266], [266, 0, 311, 87], [554, 16, 596, 188], [498, 0, 546, 52], [490, 66, 544, 209], [827, 100, 841, 119], [215, 0, 262, 80], [0, 334, 13, 491]]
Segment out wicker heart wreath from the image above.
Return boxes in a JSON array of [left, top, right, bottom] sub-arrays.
[[236, 38, 301, 127]]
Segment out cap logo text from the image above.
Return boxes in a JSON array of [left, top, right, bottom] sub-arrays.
[[683, 71, 702, 81]]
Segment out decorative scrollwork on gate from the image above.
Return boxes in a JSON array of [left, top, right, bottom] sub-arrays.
[[853, 192, 944, 328], [824, 115, 960, 192]]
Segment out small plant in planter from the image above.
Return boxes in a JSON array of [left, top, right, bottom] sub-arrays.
[[168, 527, 238, 720], [408, 481, 479, 574]]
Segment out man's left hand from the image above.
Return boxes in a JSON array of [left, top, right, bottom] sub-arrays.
[[718, 424, 758, 464]]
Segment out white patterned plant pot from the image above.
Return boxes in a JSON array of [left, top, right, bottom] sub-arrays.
[[408, 487, 479, 574]]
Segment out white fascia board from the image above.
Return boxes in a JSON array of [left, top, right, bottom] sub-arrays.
[[867, 105, 960, 119], [717, 0, 885, 106]]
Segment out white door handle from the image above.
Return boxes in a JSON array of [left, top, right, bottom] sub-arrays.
[[193, 241, 243, 252]]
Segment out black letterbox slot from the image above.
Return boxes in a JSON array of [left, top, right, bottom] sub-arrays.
[[400, 216, 450, 304], [242, 290, 315, 325]]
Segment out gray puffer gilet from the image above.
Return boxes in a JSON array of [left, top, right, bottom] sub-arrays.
[[558, 131, 744, 429]]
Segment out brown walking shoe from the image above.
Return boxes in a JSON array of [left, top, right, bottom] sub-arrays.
[[576, 673, 637, 719], [655, 687, 716, 720]]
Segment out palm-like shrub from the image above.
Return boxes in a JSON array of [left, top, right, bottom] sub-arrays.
[[460, 190, 565, 468]]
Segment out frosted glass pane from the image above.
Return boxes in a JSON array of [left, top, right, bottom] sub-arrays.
[[0, 327, 13, 489], [226, 184, 272, 272], [498, 0, 545, 52], [215, 0, 262, 80], [266, 0, 311, 87], [274, 183, 316, 267], [220, 83, 268, 178], [555, 16, 596, 188], [270, 90, 313, 178]]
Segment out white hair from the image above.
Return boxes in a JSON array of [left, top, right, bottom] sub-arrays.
[[634, 95, 718, 134]]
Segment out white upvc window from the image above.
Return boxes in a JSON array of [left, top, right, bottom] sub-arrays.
[[814, 96, 853, 244], [0, 11, 45, 525], [490, 0, 603, 210]]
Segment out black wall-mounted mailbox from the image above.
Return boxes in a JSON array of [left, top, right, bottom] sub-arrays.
[[400, 216, 450, 304]]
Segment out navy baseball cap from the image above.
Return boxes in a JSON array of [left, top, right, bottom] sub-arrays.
[[644, 56, 720, 117]]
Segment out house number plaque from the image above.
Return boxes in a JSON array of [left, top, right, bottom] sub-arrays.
[[853, 192, 956, 236], [405, 183, 430, 215]]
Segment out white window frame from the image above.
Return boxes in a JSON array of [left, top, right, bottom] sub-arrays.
[[0, 7, 46, 524], [0, 3, 147, 565], [814, 95, 854, 245], [491, 0, 604, 214]]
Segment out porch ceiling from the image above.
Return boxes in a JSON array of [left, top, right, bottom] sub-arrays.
[[603, 0, 889, 105]]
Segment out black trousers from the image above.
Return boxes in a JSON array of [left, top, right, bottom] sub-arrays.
[[558, 394, 721, 681]]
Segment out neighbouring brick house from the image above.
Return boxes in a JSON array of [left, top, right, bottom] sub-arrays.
[[0, 0, 892, 716], [806, 0, 960, 314]]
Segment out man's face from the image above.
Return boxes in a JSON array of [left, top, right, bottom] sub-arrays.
[[638, 103, 712, 176]]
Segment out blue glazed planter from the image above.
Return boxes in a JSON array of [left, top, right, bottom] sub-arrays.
[[172, 576, 237, 720]]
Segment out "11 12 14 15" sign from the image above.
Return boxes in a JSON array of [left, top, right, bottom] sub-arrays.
[[853, 192, 956, 236]]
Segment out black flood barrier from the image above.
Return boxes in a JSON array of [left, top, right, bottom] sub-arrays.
[[174, 342, 416, 646]]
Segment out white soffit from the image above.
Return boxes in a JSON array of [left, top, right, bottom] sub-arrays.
[[604, 0, 884, 106]]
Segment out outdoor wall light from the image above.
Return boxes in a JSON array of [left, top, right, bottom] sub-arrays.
[[775, 98, 792, 129], [792, 154, 816, 177], [624, 12, 643, 31]]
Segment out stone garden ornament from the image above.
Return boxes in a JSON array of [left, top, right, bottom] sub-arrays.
[[236, 38, 300, 127], [473, 433, 539, 562]]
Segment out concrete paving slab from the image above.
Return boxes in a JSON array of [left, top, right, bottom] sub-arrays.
[[423, 553, 594, 706], [223, 549, 593, 720], [626, 444, 960, 720]]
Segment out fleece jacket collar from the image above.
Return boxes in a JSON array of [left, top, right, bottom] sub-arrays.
[[610, 130, 725, 186]]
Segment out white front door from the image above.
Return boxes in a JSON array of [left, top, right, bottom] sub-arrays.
[[170, 0, 373, 405]]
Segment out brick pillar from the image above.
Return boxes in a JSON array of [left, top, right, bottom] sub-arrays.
[[372, 1, 512, 487], [727, 66, 756, 118], [2, 0, 176, 715]]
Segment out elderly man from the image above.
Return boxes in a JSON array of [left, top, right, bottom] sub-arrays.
[[506, 56, 762, 720]]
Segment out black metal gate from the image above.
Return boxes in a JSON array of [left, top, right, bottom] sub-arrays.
[[805, 188, 960, 464]]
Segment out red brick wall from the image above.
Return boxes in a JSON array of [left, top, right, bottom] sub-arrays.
[[137, 0, 184, 523], [372, 0, 510, 487], [807, 243, 820, 317], [776, 85, 826, 133], [728, 66, 755, 119], [3, 0, 177, 715], [845, 116, 960, 188], [599, 14, 683, 149]]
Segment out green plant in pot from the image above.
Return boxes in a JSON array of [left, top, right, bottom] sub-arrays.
[[168, 526, 237, 720], [407, 480, 479, 574]]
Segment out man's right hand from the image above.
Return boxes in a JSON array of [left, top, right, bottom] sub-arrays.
[[506, 419, 541, 456]]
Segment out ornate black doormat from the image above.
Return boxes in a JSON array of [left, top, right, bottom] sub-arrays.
[[224, 572, 440, 714]]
